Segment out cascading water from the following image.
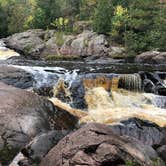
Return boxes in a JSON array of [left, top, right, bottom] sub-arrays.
[[118, 74, 142, 92], [80, 87, 166, 127], [6, 63, 166, 127], [10, 65, 79, 88]]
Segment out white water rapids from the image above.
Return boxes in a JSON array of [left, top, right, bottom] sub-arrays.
[[11, 65, 79, 88]]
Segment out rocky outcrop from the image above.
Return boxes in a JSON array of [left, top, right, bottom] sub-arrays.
[[0, 83, 78, 165], [0, 65, 33, 89], [3, 29, 46, 59], [3, 29, 125, 60], [60, 31, 110, 57], [13, 130, 69, 165], [135, 51, 166, 64], [110, 118, 166, 147], [40, 123, 164, 166]]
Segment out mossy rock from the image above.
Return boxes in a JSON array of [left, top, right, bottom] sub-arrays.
[[0, 145, 19, 165]]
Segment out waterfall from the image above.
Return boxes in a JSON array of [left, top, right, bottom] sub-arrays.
[[83, 76, 119, 91], [118, 74, 142, 92], [80, 87, 166, 127]]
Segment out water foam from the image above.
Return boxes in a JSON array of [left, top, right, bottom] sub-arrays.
[[80, 87, 166, 127], [10, 65, 79, 88]]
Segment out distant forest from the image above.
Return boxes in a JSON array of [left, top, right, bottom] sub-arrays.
[[0, 0, 165, 55]]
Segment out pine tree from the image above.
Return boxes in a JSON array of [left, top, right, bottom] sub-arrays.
[[93, 0, 113, 34]]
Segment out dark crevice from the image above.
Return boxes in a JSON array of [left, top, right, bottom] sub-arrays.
[[84, 144, 99, 154], [90, 129, 108, 136], [101, 159, 125, 166]]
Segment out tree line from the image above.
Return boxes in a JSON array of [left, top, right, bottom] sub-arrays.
[[0, 0, 165, 55]]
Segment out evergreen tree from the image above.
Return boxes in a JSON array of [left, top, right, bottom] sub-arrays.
[[93, 0, 113, 34], [0, 3, 8, 37], [33, 0, 61, 29]]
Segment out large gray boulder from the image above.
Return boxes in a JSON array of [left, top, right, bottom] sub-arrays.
[[3, 29, 126, 60], [4, 29, 46, 59], [135, 51, 166, 64], [40, 123, 164, 166], [0, 83, 78, 165], [60, 31, 110, 57]]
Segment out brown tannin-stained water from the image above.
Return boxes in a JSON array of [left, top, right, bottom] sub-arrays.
[[0, 57, 166, 127]]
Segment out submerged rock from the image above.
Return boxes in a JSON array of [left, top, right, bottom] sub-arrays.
[[0, 65, 33, 89], [40, 123, 164, 166]]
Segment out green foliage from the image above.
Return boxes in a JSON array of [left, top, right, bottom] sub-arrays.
[[0, 0, 165, 56], [124, 0, 166, 55], [111, 5, 129, 43], [93, 0, 113, 34], [32, 0, 61, 29], [55, 31, 65, 46], [79, 0, 97, 20], [125, 160, 135, 166], [0, 3, 8, 37], [51, 17, 70, 32]]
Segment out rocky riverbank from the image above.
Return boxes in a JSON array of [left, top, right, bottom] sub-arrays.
[[1, 29, 166, 64], [0, 67, 165, 165], [0, 30, 166, 166]]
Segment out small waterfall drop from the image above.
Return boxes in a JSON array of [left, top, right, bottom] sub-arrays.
[[118, 74, 142, 92], [83, 76, 119, 91]]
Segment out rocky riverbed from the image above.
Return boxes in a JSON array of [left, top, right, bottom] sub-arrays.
[[0, 31, 166, 166]]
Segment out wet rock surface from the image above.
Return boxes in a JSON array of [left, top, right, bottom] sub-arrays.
[[157, 145, 166, 162], [40, 123, 164, 166], [110, 118, 166, 147], [0, 65, 33, 89], [139, 71, 166, 96]]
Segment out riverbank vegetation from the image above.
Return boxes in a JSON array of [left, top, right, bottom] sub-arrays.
[[0, 0, 165, 56]]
